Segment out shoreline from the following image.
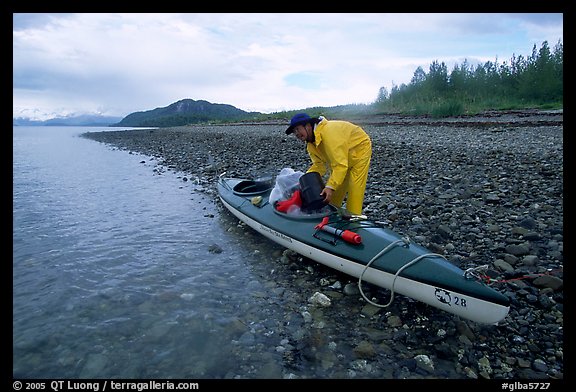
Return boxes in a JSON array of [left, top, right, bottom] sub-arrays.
[[81, 114, 563, 379]]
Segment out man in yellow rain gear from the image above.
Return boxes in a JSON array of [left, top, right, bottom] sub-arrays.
[[286, 113, 372, 215]]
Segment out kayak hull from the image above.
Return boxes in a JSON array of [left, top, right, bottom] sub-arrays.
[[217, 177, 510, 324]]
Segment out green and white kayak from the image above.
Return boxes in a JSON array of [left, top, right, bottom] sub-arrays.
[[217, 175, 510, 324]]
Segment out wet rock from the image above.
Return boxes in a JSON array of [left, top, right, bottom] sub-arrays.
[[505, 244, 530, 256], [343, 283, 360, 296], [353, 341, 377, 359], [360, 303, 381, 317], [81, 113, 563, 380], [387, 315, 403, 328], [532, 275, 563, 290], [414, 354, 435, 373], [208, 244, 223, 253], [308, 292, 332, 307]]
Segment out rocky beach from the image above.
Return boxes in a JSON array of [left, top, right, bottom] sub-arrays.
[[81, 110, 563, 380]]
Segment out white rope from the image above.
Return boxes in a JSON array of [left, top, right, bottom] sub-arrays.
[[358, 237, 448, 308], [464, 264, 489, 281]]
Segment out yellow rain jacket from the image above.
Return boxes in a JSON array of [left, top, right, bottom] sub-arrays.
[[306, 117, 372, 215]]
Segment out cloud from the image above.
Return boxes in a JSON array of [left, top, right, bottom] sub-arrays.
[[13, 13, 563, 120]]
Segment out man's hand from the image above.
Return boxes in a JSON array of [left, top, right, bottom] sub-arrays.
[[321, 187, 334, 204]]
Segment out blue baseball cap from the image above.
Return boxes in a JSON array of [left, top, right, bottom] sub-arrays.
[[286, 113, 316, 134]]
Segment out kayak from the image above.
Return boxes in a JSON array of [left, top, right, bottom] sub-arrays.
[[217, 175, 510, 324]]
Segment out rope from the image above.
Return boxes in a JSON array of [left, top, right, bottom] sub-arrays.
[[463, 265, 490, 281], [218, 172, 232, 191], [358, 237, 449, 308]]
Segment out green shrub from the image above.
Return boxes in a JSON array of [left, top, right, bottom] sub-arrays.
[[431, 101, 465, 118]]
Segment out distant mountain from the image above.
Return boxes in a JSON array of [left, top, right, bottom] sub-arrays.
[[13, 114, 124, 127], [113, 99, 260, 127]]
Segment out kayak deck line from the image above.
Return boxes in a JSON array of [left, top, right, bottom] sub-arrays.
[[217, 176, 511, 324], [358, 236, 449, 308]]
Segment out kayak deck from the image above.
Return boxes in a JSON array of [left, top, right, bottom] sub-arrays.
[[217, 176, 510, 324]]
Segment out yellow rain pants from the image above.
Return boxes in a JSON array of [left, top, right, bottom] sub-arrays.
[[306, 118, 372, 215]]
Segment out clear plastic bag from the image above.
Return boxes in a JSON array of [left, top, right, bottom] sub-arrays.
[[269, 167, 304, 206]]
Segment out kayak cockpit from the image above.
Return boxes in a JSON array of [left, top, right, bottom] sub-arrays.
[[232, 180, 273, 196], [273, 204, 336, 221]]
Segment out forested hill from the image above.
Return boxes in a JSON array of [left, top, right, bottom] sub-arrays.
[[373, 40, 563, 117], [113, 99, 260, 127]]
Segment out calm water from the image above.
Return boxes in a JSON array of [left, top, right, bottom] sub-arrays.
[[13, 126, 293, 379], [15, 127, 473, 380]]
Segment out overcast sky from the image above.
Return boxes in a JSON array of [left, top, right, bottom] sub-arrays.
[[13, 13, 563, 120]]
